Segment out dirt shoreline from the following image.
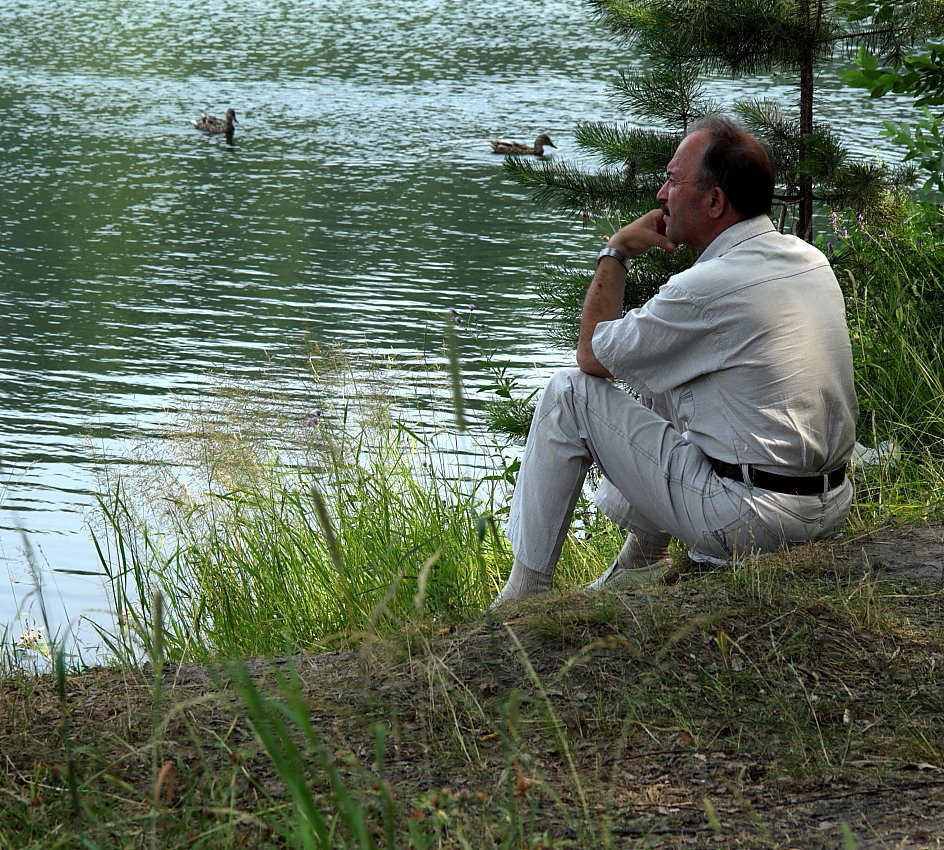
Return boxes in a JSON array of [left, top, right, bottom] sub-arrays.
[[2, 523, 943, 848]]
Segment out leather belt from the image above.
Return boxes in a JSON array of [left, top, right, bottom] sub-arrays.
[[709, 457, 847, 495]]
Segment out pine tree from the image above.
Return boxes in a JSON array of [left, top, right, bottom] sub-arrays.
[[501, 0, 944, 346], [591, 0, 944, 236]]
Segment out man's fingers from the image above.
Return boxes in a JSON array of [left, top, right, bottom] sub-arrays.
[[608, 210, 678, 256]]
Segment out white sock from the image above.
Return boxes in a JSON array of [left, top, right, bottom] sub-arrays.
[[615, 533, 669, 570], [489, 560, 552, 609]]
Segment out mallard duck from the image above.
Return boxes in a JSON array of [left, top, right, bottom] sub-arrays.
[[192, 108, 237, 135], [488, 133, 556, 156]]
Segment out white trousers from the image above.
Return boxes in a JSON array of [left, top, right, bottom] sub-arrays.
[[507, 369, 853, 574]]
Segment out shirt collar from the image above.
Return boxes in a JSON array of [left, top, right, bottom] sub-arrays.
[[695, 215, 777, 264]]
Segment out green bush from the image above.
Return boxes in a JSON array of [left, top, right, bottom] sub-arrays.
[[823, 204, 944, 455]]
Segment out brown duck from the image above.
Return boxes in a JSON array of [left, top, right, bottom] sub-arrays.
[[488, 133, 556, 156], [192, 108, 237, 135]]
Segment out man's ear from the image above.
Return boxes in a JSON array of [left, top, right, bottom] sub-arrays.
[[706, 186, 728, 219]]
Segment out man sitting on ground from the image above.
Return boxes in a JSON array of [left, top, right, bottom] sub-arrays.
[[491, 115, 857, 608]]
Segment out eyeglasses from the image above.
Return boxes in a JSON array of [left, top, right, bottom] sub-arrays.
[[663, 173, 696, 188]]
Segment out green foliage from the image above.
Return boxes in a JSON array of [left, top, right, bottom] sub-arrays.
[[609, 0, 940, 228], [608, 60, 717, 132], [843, 44, 944, 192], [588, 0, 838, 75], [844, 44, 944, 102], [534, 267, 594, 351], [822, 204, 944, 460], [89, 344, 629, 660], [573, 121, 679, 171], [611, 0, 944, 70]]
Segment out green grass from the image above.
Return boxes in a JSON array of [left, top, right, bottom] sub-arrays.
[[94, 416, 504, 662], [1, 543, 942, 847]]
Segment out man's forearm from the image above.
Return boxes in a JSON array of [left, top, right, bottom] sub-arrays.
[[576, 254, 626, 377], [576, 209, 676, 377]]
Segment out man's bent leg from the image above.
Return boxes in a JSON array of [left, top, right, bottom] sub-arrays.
[[496, 368, 690, 606], [505, 370, 605, 571], [494, 370, 598, 605]]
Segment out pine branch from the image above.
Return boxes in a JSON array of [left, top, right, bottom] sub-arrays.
[[733, 99, 803, 183], [501, 157, 660, 217], [798, 126, 849, 182], [609, 63, 719, 131], [572, 123, 678, 170], [589, 0, 842, 74], [817, 161, 916, 221]]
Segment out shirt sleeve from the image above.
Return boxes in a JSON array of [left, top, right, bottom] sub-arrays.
[[591, 280, 724, 395]]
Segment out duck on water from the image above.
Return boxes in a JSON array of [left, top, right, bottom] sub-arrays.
[[488, 133, 556, 156], [192, 108, 237, 136]]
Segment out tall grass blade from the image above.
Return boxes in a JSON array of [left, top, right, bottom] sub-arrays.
[[505, 625, 591, 824], [227, 662, 331, 850], [443, 324, 468, 432]]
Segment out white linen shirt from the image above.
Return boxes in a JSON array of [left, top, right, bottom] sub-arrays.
[[591, 215, 857, 474]]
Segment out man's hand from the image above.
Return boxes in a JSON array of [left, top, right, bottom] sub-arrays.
[[607, 209, 677, 258]]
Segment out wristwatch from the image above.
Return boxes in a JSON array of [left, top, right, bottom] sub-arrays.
[[597, 246, 629, 272]]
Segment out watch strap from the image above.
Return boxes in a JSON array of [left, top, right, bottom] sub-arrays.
[[597, 246, 629, 272]]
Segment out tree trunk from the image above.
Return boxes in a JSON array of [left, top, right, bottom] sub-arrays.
[[797, 0, 821, 242], [798, 56, 814, 241]]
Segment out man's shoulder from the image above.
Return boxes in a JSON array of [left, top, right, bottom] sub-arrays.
[[700, 218, 830, 271], [709, 216, 829, 255], [665, 224, 835, 303], [700, 215, 777, 258]]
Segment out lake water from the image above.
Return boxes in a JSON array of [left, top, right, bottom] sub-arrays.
[[0, 0, 919, 655]]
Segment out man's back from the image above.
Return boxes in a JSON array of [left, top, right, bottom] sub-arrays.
[[591, 216, 858, 474]]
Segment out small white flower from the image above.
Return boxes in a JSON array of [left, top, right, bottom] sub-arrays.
[[18, 626, 46, 649]]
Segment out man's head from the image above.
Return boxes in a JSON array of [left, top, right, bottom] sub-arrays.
[[656, 116, 774, 252]]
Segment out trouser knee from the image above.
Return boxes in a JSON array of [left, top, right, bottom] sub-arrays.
[[538, 368, 601, 412]]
